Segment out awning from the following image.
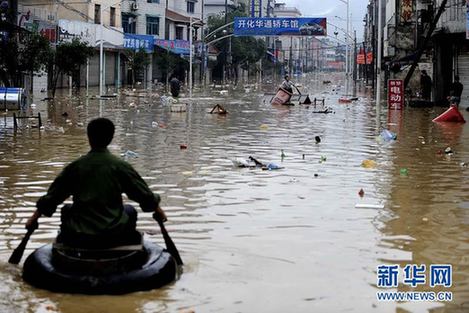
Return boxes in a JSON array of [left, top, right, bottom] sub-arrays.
[[165, 9, 202, 25]]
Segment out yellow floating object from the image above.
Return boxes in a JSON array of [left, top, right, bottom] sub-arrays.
[[361, 159, 377, 168], [259, 124, 269, 130]]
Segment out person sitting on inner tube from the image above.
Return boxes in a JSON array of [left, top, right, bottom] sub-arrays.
[[25, 118, 167, 248]]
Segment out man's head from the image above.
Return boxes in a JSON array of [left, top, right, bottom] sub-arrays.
[[284, 75, 290, 80], [455, 75, 460, 82], [421, 70, 427, 75], [87, 118, 115, 149]]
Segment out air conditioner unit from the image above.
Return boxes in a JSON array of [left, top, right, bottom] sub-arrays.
[[131, 2, 138, 11]]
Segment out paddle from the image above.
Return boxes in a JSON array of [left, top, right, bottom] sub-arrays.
[[152, 213, 183, 266], [8, 220, 38, 264]]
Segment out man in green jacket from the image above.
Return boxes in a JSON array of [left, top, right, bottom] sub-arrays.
[[25, 118, 167, 248]]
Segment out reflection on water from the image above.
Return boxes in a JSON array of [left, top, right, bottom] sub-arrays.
[[0, 75, 468, 313]]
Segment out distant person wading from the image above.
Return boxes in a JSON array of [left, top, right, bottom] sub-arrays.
[[449, 75, 464, 107], [170, 76, 181, 98]]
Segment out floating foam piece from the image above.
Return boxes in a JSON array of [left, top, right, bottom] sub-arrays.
[[355, 203, 385, 209]]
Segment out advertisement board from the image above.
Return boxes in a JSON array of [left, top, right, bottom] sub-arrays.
[[388, 79, 404, 110], [124, 34, 154, 52], [234, 17, 327, 36], [155, 39, 190, 55]]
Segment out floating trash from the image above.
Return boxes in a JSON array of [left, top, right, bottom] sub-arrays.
[[180, 144, 188, 149], [358, 188, 365, 197], [400, 168, 409, 176], [445, 147, 453, 154], [151, 121, 159, 128], [355, 203, 385, 209], [380, 129, 397, 141], [170, 104, 187, 112], [361, 159, 376, 168], [319, 156, 327, 163], [315, 136, 321, 144], [121, 150, 138, 158], [262, 163, 283, 171], [233, 158, 255, 168], [259, 124, 269, 130]]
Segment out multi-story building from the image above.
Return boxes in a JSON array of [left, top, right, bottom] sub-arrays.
[[19, 0, 125, 89], [433, 0, 468, 105], [371, 0, 468, 105]]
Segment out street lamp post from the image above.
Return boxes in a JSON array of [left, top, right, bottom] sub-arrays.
[[189, 16, 193, 98], [375, 0, 382, 118], [99, 7, 104, 97], [338, 0, 350, 82]]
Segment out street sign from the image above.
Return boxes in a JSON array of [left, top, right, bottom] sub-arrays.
[[357, 52, 373, 64], [388, 79, 404, 110], [234, 17, 327, 36], [124, 33, 154, 52], [155, 39, 189, 55]]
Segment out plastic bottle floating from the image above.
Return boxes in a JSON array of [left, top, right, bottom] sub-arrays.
[[380, 129, 397, 141]]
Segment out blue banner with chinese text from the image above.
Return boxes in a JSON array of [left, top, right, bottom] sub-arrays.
[[234, 17, 327, 36], [124, 34, 154, 52]]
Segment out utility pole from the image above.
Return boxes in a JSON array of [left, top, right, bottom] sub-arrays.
[[353, 30, 357, 83], [363, 41, 368, 85], [289, 37, 293, 77], [376, 0, 383, 117]]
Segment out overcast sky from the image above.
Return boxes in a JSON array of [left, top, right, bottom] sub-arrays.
[[281, 0, 369, 41]]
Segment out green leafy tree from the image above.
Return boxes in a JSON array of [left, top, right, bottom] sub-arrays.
[[124, 48, 151, 87], [0, 31, 52, 87], [50, 38, 94, 97], [206, 3, 267, 83], [153, 47, 188, 84]]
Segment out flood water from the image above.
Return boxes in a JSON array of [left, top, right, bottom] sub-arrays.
[[0, 74, 468, 313]]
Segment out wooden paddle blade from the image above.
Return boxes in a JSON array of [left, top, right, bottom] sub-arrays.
[[8, 229, 33, 265], [153, 213, 183, 266]]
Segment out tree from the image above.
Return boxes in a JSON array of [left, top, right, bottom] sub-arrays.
[[206, 3, 267, 83], [153, 47, 188, 84], [0, 30, 52, 87], [50, 38, 94, 97], [123, 48, 150, 87]]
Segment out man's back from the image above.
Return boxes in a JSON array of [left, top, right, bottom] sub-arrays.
[[37, 148, 159, 236]]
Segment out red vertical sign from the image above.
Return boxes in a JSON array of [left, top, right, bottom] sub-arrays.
[[388, 79, 404, 110]]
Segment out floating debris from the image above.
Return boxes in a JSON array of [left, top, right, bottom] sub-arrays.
[[121, 150, 139, 158], [355, 203, 385, 209], [358, 188, 365, 197], [361, 159, 377, 168]]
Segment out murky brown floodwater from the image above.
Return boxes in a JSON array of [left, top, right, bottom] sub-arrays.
[[0, 73, 468, 313]]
